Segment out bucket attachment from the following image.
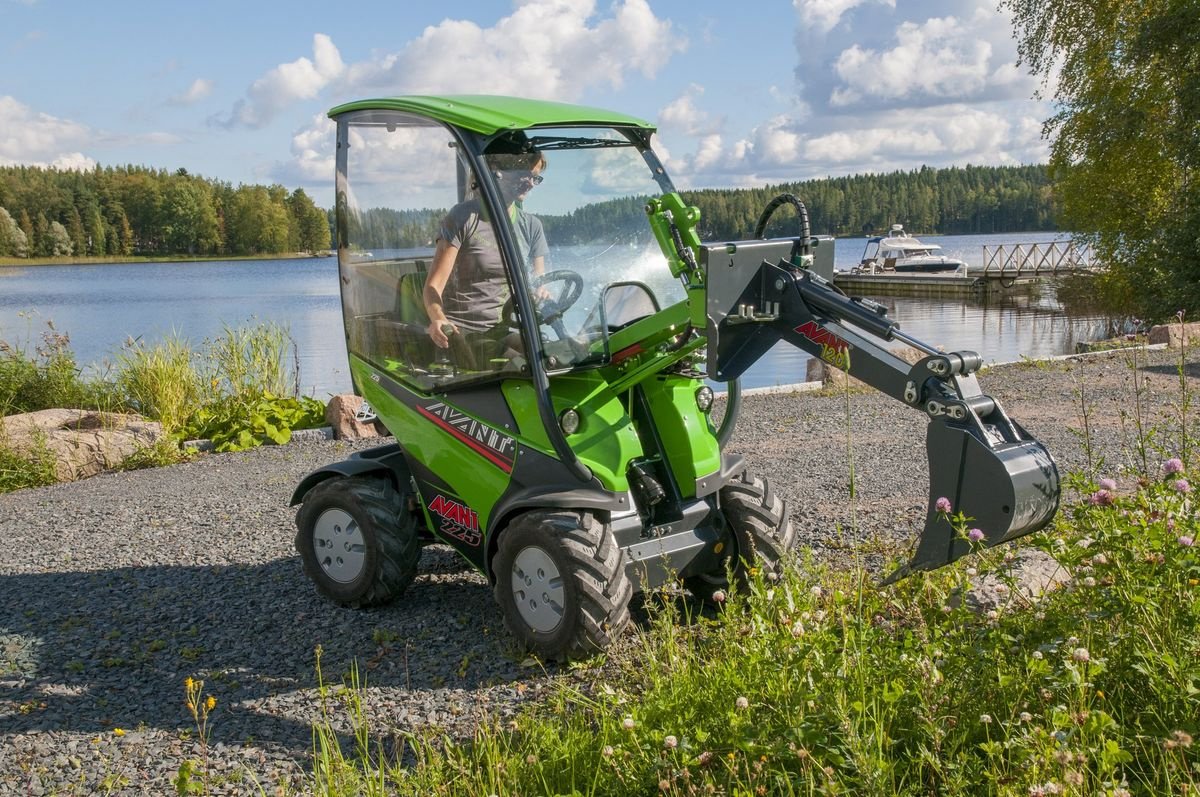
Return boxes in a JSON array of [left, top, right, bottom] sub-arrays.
[[885, 417, 1060, 582]]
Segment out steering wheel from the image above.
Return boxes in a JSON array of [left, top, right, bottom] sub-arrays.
[[503, 269, 585, 328]]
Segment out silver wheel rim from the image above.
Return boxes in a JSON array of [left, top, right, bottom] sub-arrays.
[[312, 507, 367, 584], [510, 545, 565, 633]]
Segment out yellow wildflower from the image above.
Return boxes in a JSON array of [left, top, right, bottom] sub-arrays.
[[113, 728, 125, 737], [185, 677, 195, 691], [205, 696, 216, 711]]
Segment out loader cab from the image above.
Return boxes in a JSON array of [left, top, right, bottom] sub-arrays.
[[333, 102, 684, 398]]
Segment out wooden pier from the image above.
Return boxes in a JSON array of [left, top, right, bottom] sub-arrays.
[[833, 239, 1095, 296]]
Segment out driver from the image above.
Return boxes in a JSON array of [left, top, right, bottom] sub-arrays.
[[423, 145, 547, 352]]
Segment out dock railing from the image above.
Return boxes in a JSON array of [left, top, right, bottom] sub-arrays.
[[976, 240, 1094, 278]]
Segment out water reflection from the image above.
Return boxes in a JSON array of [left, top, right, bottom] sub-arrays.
[[0, 235, 1117, 396]]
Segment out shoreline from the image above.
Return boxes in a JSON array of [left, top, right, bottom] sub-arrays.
[[0, 251, 333, 268]]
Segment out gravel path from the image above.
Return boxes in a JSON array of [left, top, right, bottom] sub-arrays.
[[2, 346, 1196, 795]]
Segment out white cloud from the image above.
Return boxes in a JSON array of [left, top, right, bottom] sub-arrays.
[[0, 95, 179, 170], [830, 14, 995, 107], [658, 85, 717, 136], [217, 33, 345, 129], [0, 95, 92, 167], [169, 78, 214, 106], [660, 102, 1049, 187], [289, 113, 336, 183], [794, 0, 895, 34], [343, 0, 682, 99], [280, 0, 685, 183], [47, 152, 98, 171]]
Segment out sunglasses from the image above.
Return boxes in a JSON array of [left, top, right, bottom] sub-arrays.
[[497, 169, 544, 185]]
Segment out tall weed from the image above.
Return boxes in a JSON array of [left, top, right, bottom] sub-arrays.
[[0, 422, 57, 492], [0, 318, 103, 413], [205, 321, 299, 401], [113, 334, 202, 435]]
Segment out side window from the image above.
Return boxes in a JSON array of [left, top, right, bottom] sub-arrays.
[[338, 113, 525, 392]]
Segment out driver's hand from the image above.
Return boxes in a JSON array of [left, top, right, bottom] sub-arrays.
[[534, 285, 552, 301], [429, 320, 455, 348]]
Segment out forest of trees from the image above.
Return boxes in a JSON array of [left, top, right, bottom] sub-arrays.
[[541, 163, 1056, 245], [350, 163, 1057, 252], [0, 165, 330, 259], [0, 162, 1053, 260]]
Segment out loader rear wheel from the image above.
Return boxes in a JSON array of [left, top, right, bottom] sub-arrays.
[[494, 510, 632, 661], [685, 470, 795, 601], [295, 476, 421, 608]]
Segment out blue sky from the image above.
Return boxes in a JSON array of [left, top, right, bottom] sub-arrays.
[[0, 0, 1051, 206]]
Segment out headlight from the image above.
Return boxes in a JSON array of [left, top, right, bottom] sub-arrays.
[[695, 386, 714, 413], [559, 408, 581, 435]]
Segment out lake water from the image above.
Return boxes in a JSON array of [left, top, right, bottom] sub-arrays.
[[0, 232, 1111, 396]]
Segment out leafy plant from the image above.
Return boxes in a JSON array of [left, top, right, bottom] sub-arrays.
[[182, 393, 325, 452], [117, 438, 194, 471]]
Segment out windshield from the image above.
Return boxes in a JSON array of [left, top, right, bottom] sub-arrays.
[[505, 126, 682, 367], [335, 113, 680, 393]]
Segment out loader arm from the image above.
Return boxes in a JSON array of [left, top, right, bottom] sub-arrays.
[[704, 251, 1060, 579]]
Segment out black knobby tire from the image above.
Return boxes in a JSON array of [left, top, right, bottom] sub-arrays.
[[295, 476, 421, 608], [493, 510, 633, 660], [684, 469, 796, 601]]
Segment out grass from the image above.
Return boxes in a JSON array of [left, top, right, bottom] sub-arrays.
[[293, 338, 1199, 797], [301, 487, 1197, 796], [0, 317, 325, 492]]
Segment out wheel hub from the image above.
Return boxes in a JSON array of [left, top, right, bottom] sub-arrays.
[[312, 508, 366, 583], [510, 545, 565, 633]]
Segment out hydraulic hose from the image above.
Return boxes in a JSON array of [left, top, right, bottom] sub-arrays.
[[716, 377, 742, 448], [753, 193, 811, 243]]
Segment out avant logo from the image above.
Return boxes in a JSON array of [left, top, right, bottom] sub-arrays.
[[417, 401, 516, 473], [795, 320, 851, 370], [428, 494, 482, 547]]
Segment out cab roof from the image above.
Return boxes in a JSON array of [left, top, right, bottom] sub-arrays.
[[327, 94, 655, 135]]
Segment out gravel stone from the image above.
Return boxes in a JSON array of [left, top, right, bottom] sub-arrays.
[[1, 347, 1194, 794]]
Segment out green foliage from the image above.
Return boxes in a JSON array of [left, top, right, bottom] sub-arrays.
[[0, 319, 105, 413], [1005, 0, 1200, 322], [113, 334, 203, 435], [0, 164, 331, 260], [205, 321, 297, 400], [310, 470, 1199, 795], [532, 164, 1058, 249], [182, 393, 325, 452], [116, 438, 194, 471], [0, 206, 28, 256], [225, 186, 291, 255], [0, 427, 57, 493]]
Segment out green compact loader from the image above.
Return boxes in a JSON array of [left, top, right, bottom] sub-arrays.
[[292, 95, 1060, 660]]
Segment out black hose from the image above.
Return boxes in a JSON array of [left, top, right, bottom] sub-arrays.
[[753, 193, 811, 243], [716, 378, 742, 448]]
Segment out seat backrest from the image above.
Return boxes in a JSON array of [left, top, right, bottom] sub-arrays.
[[395, 262, 430, 324]]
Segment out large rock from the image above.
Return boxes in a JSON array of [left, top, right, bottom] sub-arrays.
[[1, 409, 163, 482], [1148, 321, 1200, 347], [324, 394, 381, 440]]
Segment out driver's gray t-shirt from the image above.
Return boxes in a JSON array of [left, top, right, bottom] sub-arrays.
[[439, 200, 548, 333]]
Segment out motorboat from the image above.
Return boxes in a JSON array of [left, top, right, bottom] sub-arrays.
[[853, 225, 965, 273]]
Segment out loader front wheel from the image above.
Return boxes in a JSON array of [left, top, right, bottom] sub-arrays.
[[494, 510, 632, 661], [685, 470, 795, 601], [295, 476, 421, 608]]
